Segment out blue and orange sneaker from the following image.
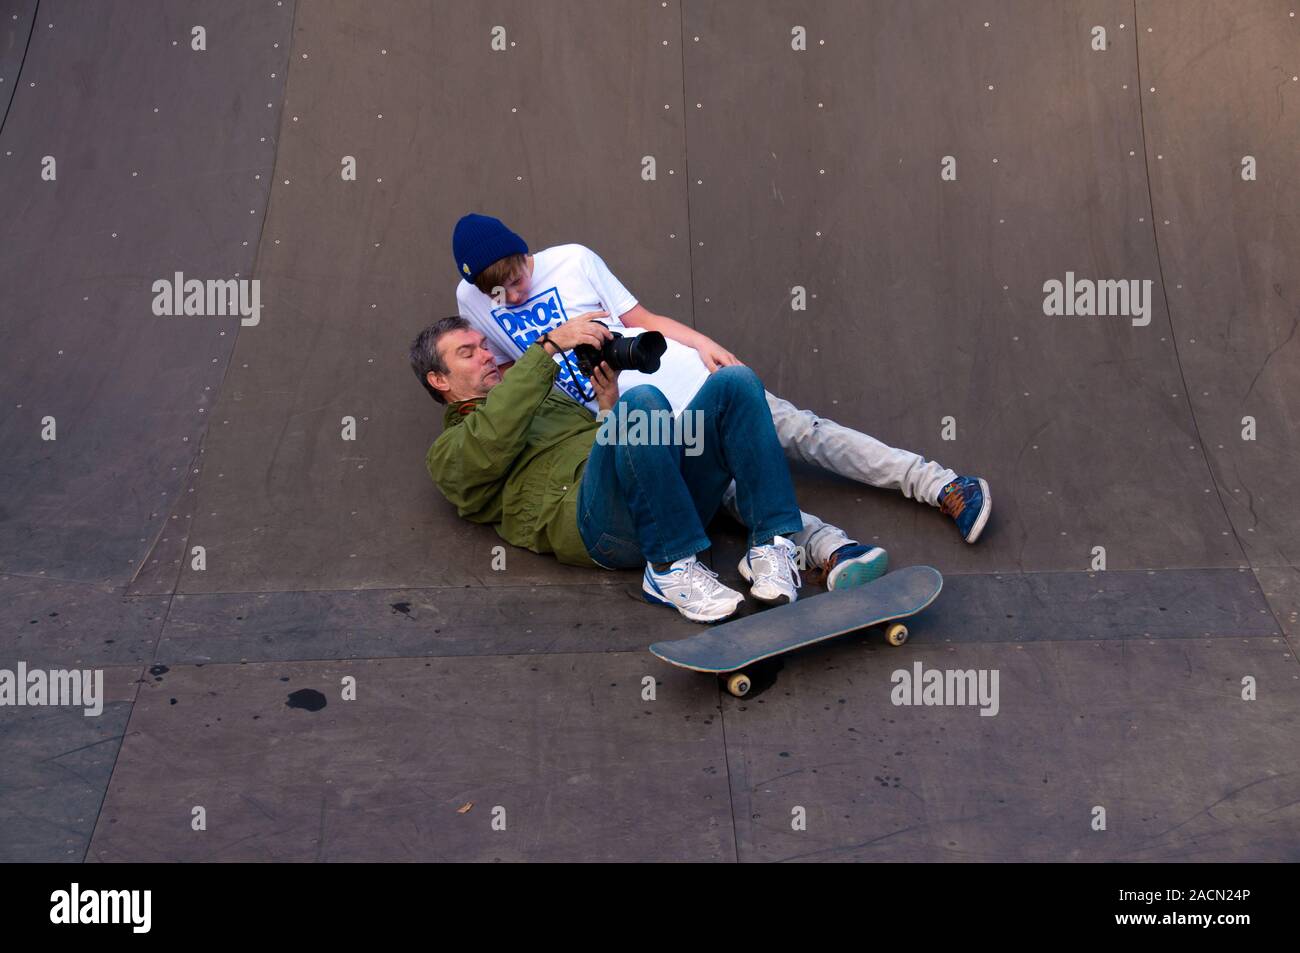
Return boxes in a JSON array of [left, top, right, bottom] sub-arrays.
[[939, 476, 992, 543], [824, 543, 889, 591]]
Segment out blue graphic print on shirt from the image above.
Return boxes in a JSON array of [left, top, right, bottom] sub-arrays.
[[490, 286, 594, 404]]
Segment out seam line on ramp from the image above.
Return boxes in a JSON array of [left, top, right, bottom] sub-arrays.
[[0, 0, 38, 138], [1132, 0, 1249, 572]]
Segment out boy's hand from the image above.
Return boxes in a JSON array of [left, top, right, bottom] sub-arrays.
[[695, 335, 742, 372], [591, 361, 620, 413]]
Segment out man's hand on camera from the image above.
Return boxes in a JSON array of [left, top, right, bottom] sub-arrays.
[[591, 361, 620, 413], [543, 310, 612, 352]]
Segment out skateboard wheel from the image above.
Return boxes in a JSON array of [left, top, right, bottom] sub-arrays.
[[725, 673, 752, 697], [885, 623, 909, 646]]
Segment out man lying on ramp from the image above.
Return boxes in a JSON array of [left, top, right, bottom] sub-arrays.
[[411, 316, 971, 620], [413, 311, 848, 622]]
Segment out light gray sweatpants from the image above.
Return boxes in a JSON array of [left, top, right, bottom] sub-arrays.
[[722, 391, 958, 568]]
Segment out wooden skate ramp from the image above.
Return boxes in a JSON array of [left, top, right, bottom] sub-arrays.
[[1, 1, 1296, 862]]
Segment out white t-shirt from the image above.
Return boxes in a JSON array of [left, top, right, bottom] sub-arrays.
[[456, 243, 709, 416]]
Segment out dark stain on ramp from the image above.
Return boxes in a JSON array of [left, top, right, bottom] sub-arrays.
[[286, 689, 327, 713]]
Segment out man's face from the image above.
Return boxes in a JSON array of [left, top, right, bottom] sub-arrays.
[[501, 255, 533, 305], [429, 329, 502, 403]]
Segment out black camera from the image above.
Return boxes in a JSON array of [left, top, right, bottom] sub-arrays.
[[572, 323, 667, 377]]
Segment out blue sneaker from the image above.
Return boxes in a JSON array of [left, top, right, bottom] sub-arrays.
[[939, 476, 992, 543], [824, 543, 889, 591]]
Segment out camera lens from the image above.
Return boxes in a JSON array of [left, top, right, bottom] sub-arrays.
[[610, 331, 666, 373], [572, 329, 667, 377]]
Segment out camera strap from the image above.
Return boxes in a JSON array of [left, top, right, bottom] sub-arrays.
[[541, 334, 597, 403]]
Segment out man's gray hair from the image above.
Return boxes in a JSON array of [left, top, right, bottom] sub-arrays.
[[409, 316, 471, 404]]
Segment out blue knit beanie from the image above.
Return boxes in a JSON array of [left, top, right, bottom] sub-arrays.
[[452, 213, 529, 284]]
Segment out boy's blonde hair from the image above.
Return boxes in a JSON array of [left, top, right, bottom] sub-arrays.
[[474, 253, 528, 298]]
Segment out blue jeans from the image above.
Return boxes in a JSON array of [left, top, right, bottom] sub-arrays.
[[577, 365, 803, 568]]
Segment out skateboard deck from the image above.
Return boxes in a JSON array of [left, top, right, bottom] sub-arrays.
[[649, 565, 942, 694]]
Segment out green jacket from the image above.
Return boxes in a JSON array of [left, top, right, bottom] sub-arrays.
[[426, 342, 601, 567]]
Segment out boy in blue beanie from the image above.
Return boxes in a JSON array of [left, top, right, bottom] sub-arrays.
[[447, 213, 992, 584]]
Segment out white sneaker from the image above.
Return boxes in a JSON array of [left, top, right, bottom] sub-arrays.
[[642, 556, 744, 623], [737, 535, 802, 605]]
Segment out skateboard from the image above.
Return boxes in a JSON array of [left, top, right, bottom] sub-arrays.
[[648, 565, 942, 697]]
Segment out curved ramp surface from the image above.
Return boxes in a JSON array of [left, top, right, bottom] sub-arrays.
[[1, 1, 1297, 862]]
